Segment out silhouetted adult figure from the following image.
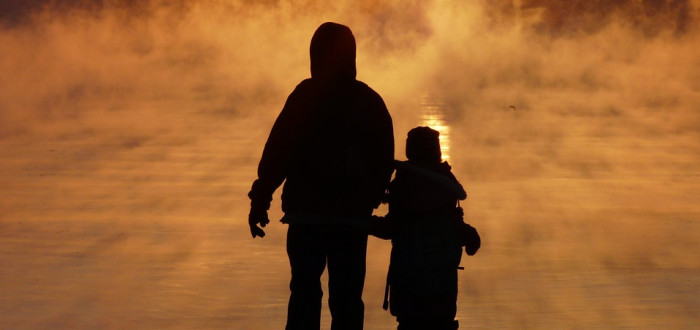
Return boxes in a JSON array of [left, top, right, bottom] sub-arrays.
[[248, 22, 394, 330]]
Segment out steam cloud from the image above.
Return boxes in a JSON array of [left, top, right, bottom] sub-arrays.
[[2, 0, 699, 251], [1, 1, 698, 213], [1, 0, 697, 130]]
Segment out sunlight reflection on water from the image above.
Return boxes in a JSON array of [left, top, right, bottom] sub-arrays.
[[419, 93, 451, 162]]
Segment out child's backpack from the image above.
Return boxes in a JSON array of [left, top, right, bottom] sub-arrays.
[[381, 161, 478, 317], [382, 207, 463, 317]]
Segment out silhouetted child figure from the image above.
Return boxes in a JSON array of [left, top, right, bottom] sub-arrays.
[[374, 126, 479, 330]]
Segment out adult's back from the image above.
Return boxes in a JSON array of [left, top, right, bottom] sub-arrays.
[[275, 78, 393, 217], [247, 22, 394, 330], [248, 22, 393, 223]]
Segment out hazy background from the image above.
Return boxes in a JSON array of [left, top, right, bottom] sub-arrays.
[[1, 0, 699, 329]]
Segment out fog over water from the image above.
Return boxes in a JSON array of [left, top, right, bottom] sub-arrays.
[[1, 1, 699, 329]]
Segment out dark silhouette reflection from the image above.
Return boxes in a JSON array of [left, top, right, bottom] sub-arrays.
[[372, 127, 480, 330], [248, 22, 394, 330]]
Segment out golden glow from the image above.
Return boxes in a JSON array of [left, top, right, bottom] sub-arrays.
[[419, 93, 450, 161]]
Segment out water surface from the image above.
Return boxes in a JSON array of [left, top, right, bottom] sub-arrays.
[[1, 96, 698, 329]]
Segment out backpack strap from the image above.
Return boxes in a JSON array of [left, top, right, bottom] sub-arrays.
[[382, 269, 390, 310], [382, 249, 396, 311]]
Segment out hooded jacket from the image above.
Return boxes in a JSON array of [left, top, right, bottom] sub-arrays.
[[249, 22, 394, 218]]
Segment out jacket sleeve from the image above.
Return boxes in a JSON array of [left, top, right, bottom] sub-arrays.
[[370, 94, 395, 208], [248, 83, 313, 211]]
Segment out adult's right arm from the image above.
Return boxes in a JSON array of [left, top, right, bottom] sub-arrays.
[[248, 82, 314, 237]]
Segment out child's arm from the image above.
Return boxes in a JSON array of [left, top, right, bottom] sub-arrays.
[[368, 214, 393, 240]]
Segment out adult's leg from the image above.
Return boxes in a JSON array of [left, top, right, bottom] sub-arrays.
[[327, 226, 368, 330], [286, 225, 328, 330]]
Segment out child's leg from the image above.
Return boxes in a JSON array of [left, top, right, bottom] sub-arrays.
[[394, 290, 459, 330], [397, 317, 459, 329]]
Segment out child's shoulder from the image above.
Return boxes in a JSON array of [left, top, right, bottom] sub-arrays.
[[393, 161, 466, 200]]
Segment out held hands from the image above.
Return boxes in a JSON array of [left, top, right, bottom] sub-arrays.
[[248, 208, 270, 238], [368, 215, 392, 240]]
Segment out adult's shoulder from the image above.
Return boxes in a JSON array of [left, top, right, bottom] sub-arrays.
[[353, 80, 386, 105], [290, 78, 315, 94], [353, 80, 380, 96], [284, 79, 321, 104]]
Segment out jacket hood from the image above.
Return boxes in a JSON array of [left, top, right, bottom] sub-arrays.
[[406, 126, 442, 163], [310, 22, 357, 81]]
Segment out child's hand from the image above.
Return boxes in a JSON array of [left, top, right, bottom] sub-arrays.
[[368, 215, 392, 240], [456, 221, 480, 256]]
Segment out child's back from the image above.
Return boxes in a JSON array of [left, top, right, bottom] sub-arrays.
[[384, 127, 467, 330]]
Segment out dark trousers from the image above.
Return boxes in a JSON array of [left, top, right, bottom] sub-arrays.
[[286, 224, 368, 330], [397, 318, 459, 330], [393, 292, 459, 330]]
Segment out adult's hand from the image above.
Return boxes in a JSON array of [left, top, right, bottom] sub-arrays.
[[248, 208, 270, 238]]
